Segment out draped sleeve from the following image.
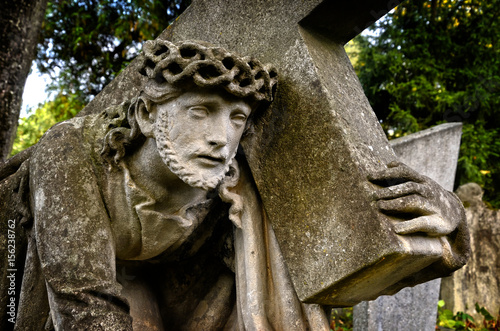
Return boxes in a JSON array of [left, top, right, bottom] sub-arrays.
[[30, 119, 133, 330]]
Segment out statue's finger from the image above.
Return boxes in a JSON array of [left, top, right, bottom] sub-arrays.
[[393, 215, 454, 236], [368, 163, 427, 185], [373, 181, 431, 200], [387, 160, 403, 168], [377, 194, 439, 216]]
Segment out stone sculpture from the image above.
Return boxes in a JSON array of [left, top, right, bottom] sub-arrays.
[[1, 40, 469, 330]]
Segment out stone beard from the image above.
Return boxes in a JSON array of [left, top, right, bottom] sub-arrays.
[[154, 104, 236, 191]]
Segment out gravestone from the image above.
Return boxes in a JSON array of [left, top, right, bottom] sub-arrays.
[[354, 123, 463, 331], [78, 0, 460, 306], [441, 182, 500, 322]]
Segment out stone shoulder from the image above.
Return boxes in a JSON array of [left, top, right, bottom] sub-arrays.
[[31, 101, 131, 175]]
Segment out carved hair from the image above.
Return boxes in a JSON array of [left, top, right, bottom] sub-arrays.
[[101, 92, 178, 165], [102, 39, 278, 165]]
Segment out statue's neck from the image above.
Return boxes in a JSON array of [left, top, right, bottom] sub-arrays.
[[125, 138, 208, 214]]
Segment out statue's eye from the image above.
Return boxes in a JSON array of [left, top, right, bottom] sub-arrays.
[[188, 106, 209, 119], [231, 112, 247, 126]]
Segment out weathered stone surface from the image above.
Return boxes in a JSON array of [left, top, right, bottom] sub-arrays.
[[0, 156, 29, 330], [441, 183, 500, 321], [354, 279, 441, 331], [354, 123, 463, 331]]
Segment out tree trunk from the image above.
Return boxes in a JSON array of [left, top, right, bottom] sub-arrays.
[[0, 0, 48, 161]]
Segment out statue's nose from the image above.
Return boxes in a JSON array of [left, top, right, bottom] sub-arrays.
[[207, 121, 228, 147]]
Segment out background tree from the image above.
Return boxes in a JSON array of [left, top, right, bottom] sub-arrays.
[[352, 0, 500, 207], [11, 93, 84, 156], [8, 0, 190, 159], [0, 0, 48, 161], [37, 0, 190, 104]]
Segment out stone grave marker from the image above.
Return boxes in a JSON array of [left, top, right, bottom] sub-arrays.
[[441, 182, 500, 322]]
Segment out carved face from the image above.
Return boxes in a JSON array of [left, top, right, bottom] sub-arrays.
[[154, 89, 252, 190]]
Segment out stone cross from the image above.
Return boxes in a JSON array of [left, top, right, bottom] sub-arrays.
[[80, 0, 444, 306]]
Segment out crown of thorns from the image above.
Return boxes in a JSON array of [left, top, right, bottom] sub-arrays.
[[138, 40, 278, 104]]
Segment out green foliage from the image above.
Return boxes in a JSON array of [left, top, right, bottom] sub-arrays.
[[37, 0, 190, 103], [437, 299, 476, 330], [457, 123, 500, 207], [329, 307, 353, 331], [437, 300, 500, 330], [11, 93, 84, 156], [353, 0, 500, 207]]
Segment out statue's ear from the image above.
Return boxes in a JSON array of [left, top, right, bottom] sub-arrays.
[[136, 97, 156, 138]]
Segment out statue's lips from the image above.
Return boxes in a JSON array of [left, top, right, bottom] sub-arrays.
[[196, 154, 225, 166]]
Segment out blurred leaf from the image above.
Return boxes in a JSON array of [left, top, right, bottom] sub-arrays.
[[11, 92, 84, 156]]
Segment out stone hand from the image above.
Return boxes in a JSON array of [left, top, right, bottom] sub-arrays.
[[368, 161, 463, 237]]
